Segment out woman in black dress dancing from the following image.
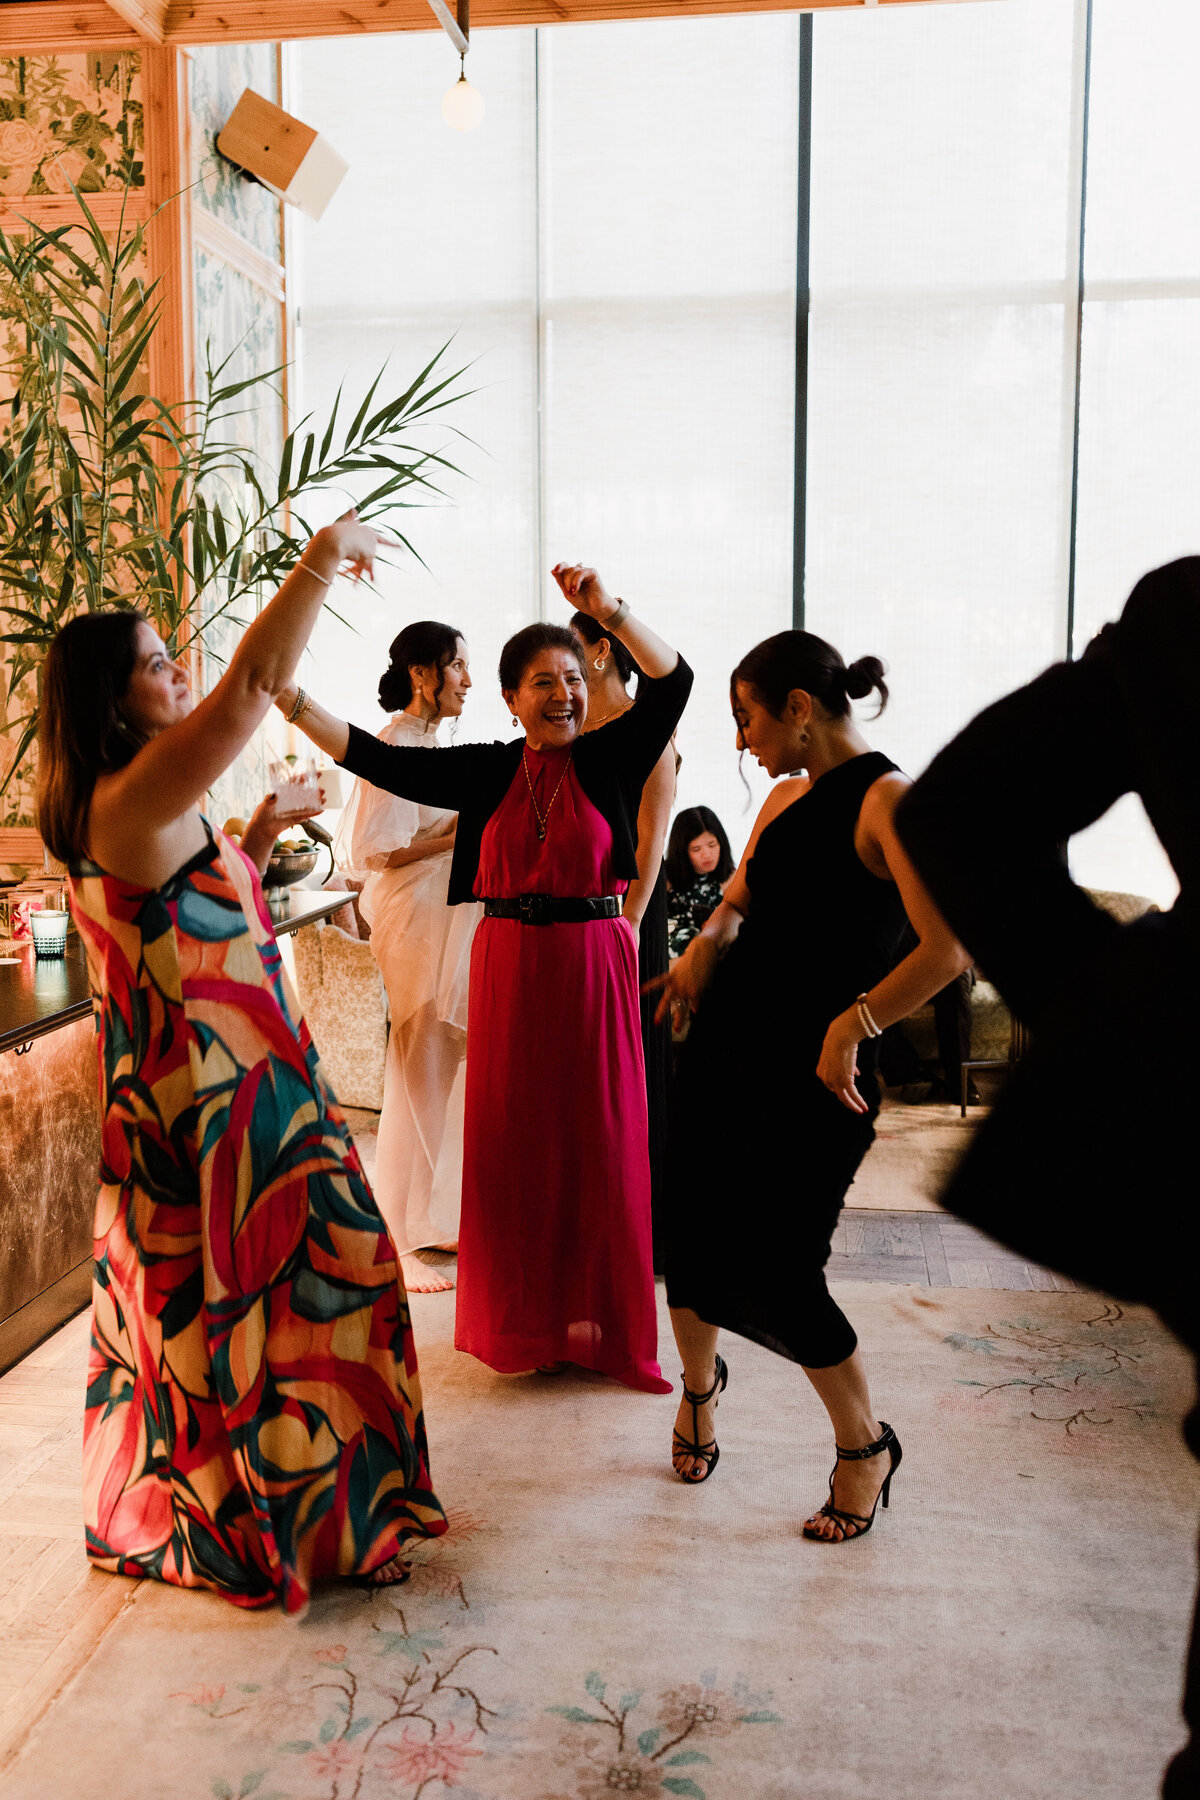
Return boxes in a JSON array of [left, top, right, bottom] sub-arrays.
[[653, 631, 969, 1541]]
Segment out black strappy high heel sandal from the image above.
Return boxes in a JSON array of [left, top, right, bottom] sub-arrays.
[[671, 1355, 729, 1484], [802, 1420, 902, 1542]]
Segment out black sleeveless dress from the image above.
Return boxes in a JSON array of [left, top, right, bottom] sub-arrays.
[[638, 861, 672, 1270], [663, 751, 908, 1368]]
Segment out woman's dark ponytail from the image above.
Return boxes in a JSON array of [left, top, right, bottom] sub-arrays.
[[378, 620, 463, 712], [732, 631, 887, 720], [843, 655, 888, 709]]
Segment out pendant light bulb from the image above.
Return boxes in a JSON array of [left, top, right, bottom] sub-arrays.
[[442, 57, 485, 132]]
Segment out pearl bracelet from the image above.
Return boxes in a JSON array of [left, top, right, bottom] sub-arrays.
[[856, 993, 883, 1038]]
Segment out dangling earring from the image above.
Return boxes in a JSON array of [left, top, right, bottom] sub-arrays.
[[511, 713, 519, 728], [594, 658, 606, 674]]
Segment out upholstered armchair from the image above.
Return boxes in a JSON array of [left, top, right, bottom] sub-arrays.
[[290, 885, 389, 1110]]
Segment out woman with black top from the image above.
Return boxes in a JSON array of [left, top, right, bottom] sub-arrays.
[[571, 607, 677, 1267], [277, 565, 691, 1395], [665, 805, 735, 960], [652, 631, 968, 1538]]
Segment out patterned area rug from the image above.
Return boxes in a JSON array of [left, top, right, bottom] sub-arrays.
[[4, 1284, 1196, 1800]]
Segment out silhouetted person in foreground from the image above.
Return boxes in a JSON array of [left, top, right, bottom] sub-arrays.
[[896, 557, 1200, 1798]]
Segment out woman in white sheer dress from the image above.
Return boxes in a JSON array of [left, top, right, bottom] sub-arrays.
[[340, 622, 481, 1293]]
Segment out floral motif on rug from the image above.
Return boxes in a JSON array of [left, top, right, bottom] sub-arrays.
[[165, 1505, 784, 1800], [542, 1670, 783, 1799], [940, 1300, 1173, 1437], [170, 1510, 500, 1800]]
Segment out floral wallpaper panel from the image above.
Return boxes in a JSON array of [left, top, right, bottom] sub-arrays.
[[0, 52, 145, 821], [0, 53, 143, 198], [193, 244, 287, 826]]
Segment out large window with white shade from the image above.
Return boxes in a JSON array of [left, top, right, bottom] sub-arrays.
[[805, 0, 1081, 779], [292, 15, 798, 841], [293, 0, 1196, 901]]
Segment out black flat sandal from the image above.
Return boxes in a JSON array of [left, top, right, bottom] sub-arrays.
[[671, 1354, 729, 1484], [802, 1420, 902, 1543]]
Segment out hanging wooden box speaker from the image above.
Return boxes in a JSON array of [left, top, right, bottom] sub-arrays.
[[216, 89, 348, 223]]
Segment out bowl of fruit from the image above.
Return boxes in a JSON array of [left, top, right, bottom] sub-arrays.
[[262, 833, 320, 890]]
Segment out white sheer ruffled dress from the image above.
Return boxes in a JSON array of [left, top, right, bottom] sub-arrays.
[[338, 711, 481, 1261]]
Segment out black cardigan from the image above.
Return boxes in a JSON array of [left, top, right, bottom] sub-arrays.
[[338, 656, 693, 905]]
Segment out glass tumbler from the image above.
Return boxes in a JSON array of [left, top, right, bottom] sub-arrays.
[[30, 909, 69, 958], [269, 756, 321, 819]]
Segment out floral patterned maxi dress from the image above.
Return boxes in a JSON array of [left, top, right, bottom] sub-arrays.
[[70, 823, 446, 1613]]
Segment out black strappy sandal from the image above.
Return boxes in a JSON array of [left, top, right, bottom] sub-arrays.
[[802, 1420, 902, 1543], [671, 1355, 729, 1484]]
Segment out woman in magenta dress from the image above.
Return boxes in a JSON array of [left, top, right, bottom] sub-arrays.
[[278, 565, 692, 1394]]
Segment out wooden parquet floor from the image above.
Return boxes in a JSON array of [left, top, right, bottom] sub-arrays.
[[0, 1311, 131, 1774], [829, 1208, 1078, 1292]]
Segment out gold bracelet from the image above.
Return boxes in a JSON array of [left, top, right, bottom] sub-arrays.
[[298, 559, 332, 589], [286, 686, 311, 724]]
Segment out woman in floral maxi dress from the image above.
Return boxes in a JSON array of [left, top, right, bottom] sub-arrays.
[[38, 514, 445, 1613]]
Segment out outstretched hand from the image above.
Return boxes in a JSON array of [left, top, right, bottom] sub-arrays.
[[552, 562, 618, 623], [816, 1010, 870, 1115], [643, 933, 720, 1027], [321, 509, 404, 584], [239, 789, 321, 877]]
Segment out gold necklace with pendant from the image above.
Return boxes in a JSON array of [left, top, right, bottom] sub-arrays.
[[522, 748, 571, 841]]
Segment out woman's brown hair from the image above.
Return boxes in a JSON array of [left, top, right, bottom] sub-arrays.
[[37, 610, 147, 864]]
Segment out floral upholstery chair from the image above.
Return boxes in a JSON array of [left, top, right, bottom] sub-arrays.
[[291, 882, 389, 1110]]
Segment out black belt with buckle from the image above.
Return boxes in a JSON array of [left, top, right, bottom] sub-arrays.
[[482, 895, 622, 926]]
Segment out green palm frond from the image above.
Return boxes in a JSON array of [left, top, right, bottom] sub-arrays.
[[0, 176, 472, 797]]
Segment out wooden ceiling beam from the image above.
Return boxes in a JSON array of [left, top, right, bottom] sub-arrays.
[[0, 6, 142, 52], [104, 0, 170, 43], [1, 0, 969, 54]]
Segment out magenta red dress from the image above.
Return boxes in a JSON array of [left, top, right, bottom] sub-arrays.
[[456, 746, 670, 1394]]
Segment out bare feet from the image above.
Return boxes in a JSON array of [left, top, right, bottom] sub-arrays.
[[400, 1250, 456, 1294], [672, 1362, 721, 1482], [803, 1425, 892, 1542], [362, 1554, 410, 1587]]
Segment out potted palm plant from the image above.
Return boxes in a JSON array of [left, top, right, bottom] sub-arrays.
[[0, 181, 470, 808]]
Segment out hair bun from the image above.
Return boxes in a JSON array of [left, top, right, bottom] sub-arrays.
[[843, 654, 888, 707]]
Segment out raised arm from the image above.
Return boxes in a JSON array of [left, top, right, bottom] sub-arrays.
[[275, 682, 350, 763], [551, 564, 693, 780], [277, 683, 496, 814], [88, 514, 393, 883], [552, 562, 678, 679]]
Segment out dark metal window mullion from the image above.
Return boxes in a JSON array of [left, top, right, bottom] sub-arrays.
[[793, 13, 814, 631], [1065, 0, 1094, 661]]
